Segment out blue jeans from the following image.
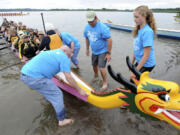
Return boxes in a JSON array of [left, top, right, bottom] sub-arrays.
[[71, 48, 80, 66], [20, 73, 65, 121]]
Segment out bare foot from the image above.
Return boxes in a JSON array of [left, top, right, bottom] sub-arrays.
[[100, 83, 108, 92], [58, 118, 74, 127], [91, 76, 99, 83], [76, 64, 80, 69]]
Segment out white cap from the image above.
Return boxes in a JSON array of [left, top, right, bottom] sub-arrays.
[[86, 11, 96, 22], [45, 23, 55, 31], [18, 30, 25, 38]]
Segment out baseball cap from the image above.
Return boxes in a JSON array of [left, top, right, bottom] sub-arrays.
[[38, 30, 44, 35], [86, 11, 96, 22], [18, 30, 25, 38], [45, 23, 55, 31], [22, 35, 29, 39]]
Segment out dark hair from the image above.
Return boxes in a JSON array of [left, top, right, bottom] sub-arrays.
[[33, 32, 38, 37], [47, 30, 56, 35]]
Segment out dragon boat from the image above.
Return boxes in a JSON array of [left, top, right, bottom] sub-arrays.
[[11, 46, 128, 109], [104, 21, 180, 40], [0, 12, 29, 16], [108, 56, 180, 130], [7, 40, 180, 130]]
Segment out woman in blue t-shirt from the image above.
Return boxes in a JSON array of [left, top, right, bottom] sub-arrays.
[[131, 5, 157, 80]]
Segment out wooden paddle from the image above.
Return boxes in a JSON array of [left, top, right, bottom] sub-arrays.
[[0, 45, 11, 51], [1, 51, 13, 55], [0, 42, 6, 45], [41, 13, 47, 34], [0, 61, 22, 71]]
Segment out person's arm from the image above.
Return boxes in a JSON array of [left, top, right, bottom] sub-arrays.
[[63, 73, 89, 96], [130, 47, 151, 79], [70, 42, 74, 52], [136, 46, 151, 70], [54, 74, 64, 82], [38, 36, 50, 51], [35, 38, 40, 45], [105, 37, 112, 62], [131, 54, 135, 64], [85, 38, 90, 56]]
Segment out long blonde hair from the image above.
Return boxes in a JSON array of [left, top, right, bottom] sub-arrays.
[[132, 5, 157, 37]]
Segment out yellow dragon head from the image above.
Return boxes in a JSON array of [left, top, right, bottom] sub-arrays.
[[136, 72, 180, 129], [108, 56, 180, 130]]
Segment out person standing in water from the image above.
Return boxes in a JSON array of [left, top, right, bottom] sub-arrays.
[[59, 32, 81, 69], [131, 5, 156, 80], [84, 11, 112, 91]]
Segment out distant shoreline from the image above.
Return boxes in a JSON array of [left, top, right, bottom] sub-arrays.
[[0, 8, 179, 13]]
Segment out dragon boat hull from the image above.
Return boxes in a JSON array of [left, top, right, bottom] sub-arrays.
[[5, 41, 180, 130], [104, 22, 180, 40], [0, 12, 29, 16], [11, 46, 126, 109]]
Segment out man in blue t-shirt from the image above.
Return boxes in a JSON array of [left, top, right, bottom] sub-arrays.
[[84, 11, 112, 91], [60, 32, 81, 69], [20, 46, 88, 127]]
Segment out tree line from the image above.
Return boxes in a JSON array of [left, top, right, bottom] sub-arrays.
[[0, 8, 179, 13]]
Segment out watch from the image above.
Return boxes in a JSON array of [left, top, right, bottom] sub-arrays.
[[106, 51, 111, 55]]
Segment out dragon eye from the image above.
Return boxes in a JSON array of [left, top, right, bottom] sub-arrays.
[[158, 94, 170, 101]]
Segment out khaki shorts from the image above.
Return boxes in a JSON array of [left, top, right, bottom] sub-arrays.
[[92, 52, 107, 68]]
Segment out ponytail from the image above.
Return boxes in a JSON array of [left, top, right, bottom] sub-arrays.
[[132, 5, 157, 37]]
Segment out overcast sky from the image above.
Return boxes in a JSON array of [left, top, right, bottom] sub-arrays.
[[1, 0, 180, 9]]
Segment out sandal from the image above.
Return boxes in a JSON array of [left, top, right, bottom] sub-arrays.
[[58, 118, 74, 127]]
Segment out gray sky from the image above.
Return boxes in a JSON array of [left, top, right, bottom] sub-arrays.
[[1, 0, 180, 9]]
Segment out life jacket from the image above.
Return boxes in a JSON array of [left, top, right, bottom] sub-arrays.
[[18, 39, 23, 49], [19, 40, 38, 59], [49, 34, 63, 50], [22, 29, 27, 33], [14, 37, 23, 50], [32, 36, 40, 45], [10, 36, 18, 44]]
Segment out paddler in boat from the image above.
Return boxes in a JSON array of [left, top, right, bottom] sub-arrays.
[[37, 30, 44, 43], [36, 23, 63, 54], [1, 18, 9, 27], [28, 29, 42, 46], [18, 34, 38, 60], [17, 21, 23, 31], [9, 30, 18, 45], [11, 30, 25, 51], [20, 45, 89, 126], [22, 25, 28, 35]]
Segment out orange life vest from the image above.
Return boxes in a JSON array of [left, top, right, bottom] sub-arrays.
[[49, 34, 63, 50]]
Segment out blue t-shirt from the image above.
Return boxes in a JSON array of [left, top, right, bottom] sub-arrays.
[[21, 49, 71, 79], [83, 21, 111, 55], [60, 32, 80, 49], [133, 24, 155, 67]]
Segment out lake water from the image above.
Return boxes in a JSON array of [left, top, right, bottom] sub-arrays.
[[0, 11, 180, 135]]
